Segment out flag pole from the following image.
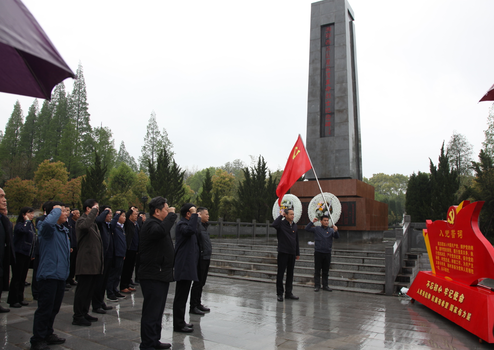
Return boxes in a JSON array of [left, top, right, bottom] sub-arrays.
[[300, 135, 336, 226]]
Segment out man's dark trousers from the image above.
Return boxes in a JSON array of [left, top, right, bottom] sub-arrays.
[[276, 252, 296, 296], [31, 279, 65, 344], [73, 274, 100, 318], [92, 257, 112, 310], [190, 259, 210, 309], [314, 251, 331, 288], [173, 280, 192, 329], [120, 250, 137, 290], [67, 248, 77, 283], [140, 279, 169, 350]]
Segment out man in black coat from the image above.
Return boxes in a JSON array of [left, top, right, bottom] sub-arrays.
[[173, 203, 200, 333], [138, 197, 176, 350], [272, 208, 300, 302], [0, 188, 15, 313]]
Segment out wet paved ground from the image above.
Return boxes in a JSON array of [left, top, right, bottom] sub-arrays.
[[1, 274, 494, 350]]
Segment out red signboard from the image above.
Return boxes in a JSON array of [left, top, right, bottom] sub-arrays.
[[408, 201, 494, 343]]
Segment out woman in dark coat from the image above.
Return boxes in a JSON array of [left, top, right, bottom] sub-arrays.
[[8, 207, 36, 307]]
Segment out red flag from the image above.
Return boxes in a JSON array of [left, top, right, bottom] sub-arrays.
[[276, 135, 312, 205]]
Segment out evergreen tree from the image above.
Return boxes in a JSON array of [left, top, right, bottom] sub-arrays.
[[147, 147, 185, 207], [461, 149, 494, 240], [81, 151, 108, 203], [483, 104, 494, 158], [69, 63, 93, 168], [48, 83, 71, 159], [107, 162, 137, 209], [116, 141, 138, 172], [446, 132, 473, 177], [93, 126, 117, 171], [0, 101, 24, 180], [405, 172, 431, 222], [198, 168, 214, 216], [139, 111, 173, 171], [236, 156, 277, 222], [18, 100, 39, 179], [34, 100, 54, 163], [429, 143, 459, 220]]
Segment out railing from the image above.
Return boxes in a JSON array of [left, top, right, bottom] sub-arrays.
[[385, 215, 412, 296], [206, 218, 277, 241]]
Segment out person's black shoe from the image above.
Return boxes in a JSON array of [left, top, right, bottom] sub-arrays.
[[115, 292, 126, 299], [25, 281, 31, 287], [277, 295, 283, 302], [174, 326, 193, 333], [185, 323, 193, 328], [45, 333, 66, 345], [154, 342, 171, 349], [10, 303, 22, 308], [84, 314, 98, 322], [72, 317, 91, 326], [107, 295, 118, 302], [64, 287, 70, 291], [93, 308, 106, 314], [322, 286, 333, 292], [102, 304, 113, 310], [69, 280, 78, 286], [20, 301, 29, 306], [197, 304, 210, 312], [189, 307, 205, 315], [0, 305, 10, 313], [314, 287, 320, 292], [65, 283, 71, 288], [285, 294, 299, 300], [30, 340, 49, 350]]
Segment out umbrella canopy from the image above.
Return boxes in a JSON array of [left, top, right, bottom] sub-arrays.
[[0, 0, 75, 100], [479, 84, 494, 103]]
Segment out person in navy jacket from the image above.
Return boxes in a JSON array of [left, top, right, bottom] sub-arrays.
[[305, 215, 339, 292]]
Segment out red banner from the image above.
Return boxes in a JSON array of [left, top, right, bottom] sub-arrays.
[[276, 135, 312, 205]]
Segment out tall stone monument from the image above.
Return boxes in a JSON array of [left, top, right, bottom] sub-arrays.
[[291, 0, 387, 239], [306, 0, 361, 180]]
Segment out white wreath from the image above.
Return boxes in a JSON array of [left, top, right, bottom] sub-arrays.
[[272, 194, 302, 223], [308, 192, 341, 226]]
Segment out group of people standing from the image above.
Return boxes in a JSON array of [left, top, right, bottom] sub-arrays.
[[0, 186, 341, 350], [0, 188, 214, 350]]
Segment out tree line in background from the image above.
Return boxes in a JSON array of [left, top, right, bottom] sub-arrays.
[[2, 64, 494, 241], [0, 64, 280, 223]]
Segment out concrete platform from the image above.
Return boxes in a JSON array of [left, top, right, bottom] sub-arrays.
[[1, 274, 493, 349]]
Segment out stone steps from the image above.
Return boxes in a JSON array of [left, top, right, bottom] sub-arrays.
[[209, 241, 388, 294]]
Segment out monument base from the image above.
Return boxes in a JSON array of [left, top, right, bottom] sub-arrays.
[[290, 179, 388, 231], [408, 271, 494, 343]]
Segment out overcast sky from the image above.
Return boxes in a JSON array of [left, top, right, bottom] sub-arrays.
[[1, 0, 493, 179]]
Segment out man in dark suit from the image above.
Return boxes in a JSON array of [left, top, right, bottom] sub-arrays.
[[138, 197, 177, 350], [173, 203, 200, 333], [0, 188, 14, 313]]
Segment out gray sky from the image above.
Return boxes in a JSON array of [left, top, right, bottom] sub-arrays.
[[1, 0, 493, 179]]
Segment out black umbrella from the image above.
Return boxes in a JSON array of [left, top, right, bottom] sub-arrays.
[[0, 0, 75, 100]]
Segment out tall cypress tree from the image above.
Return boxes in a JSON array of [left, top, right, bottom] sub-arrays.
[[430, 143, 459, 220], [34, 100, 54, 163], [69, 63, 93, 168], [405, 171, 431, 222], [236, 156, 277, 222], [81, 151, 108, 203], [116, 141, 138, 172], [49, 83, 71, 160], [139, 111, 173, 172], [198, 168, 214, 213], [147, 147, 185, 207], [0, 101, 24, 180], [18, 100, 39, 179]]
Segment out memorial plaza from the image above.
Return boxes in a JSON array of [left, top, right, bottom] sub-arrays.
[[1, 272, 493, 350]]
